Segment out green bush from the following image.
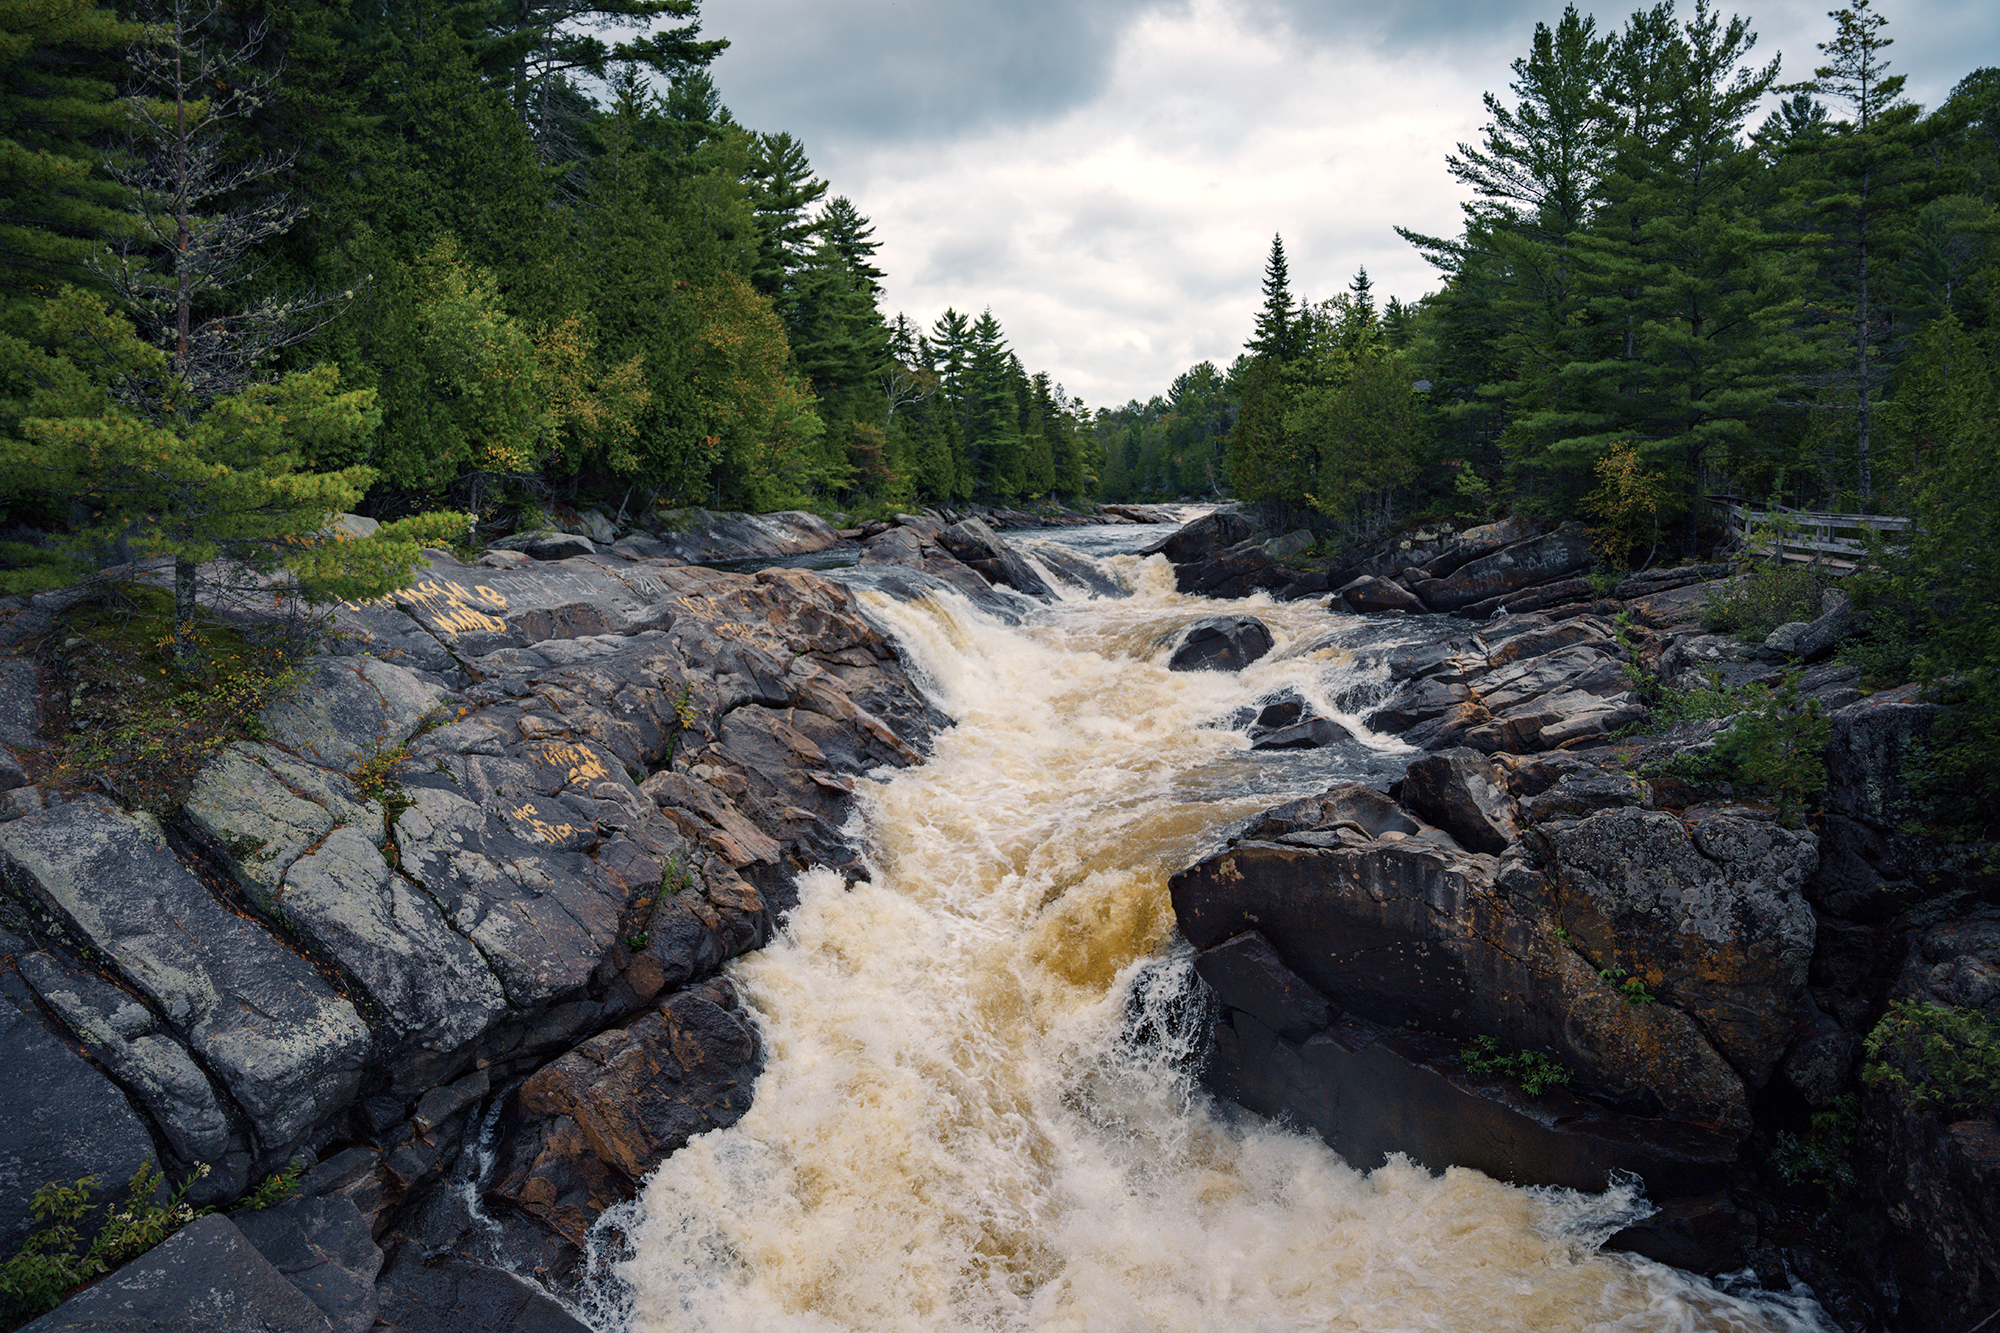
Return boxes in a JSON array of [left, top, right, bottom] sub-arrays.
[[1459, 1035, 1574, 1096], [1864, 1000, 2000, 1120], [1647, 673, 1830, 827], [0, 1164, 193, 1329], [1701, 562, 1837, 642]]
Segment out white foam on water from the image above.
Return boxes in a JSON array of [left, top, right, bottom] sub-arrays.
[[615, 563, 1829, 1333]]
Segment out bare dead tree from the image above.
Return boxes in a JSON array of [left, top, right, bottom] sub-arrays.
[[93, 0, 340, 418]]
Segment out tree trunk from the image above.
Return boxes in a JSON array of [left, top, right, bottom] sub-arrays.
[[174, 554, 198, 667]]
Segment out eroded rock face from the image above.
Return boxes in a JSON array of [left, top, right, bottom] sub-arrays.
[[0, 802, 369, 1165], [1539, 806, 1817, 1087], [1170, 785, 1752, 1137], [489, 980, 758, 1253], [1410, 525, 1593, 612]]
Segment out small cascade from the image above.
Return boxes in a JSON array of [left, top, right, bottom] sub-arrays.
[[613, 526, 1830, 1333]]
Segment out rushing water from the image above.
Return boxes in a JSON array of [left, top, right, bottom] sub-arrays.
[[609, 526, 1830, 1333]]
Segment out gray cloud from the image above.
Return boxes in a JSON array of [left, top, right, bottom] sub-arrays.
[[697, 0, 1173, 141]]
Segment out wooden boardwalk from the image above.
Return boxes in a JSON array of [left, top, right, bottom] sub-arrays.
[[1710, 498, 1910, 568]]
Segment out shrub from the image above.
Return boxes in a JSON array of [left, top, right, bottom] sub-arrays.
[[1701, 562, 1836, 642], [1459, 1035, 1574, 1096], [1864, 1000, 2000, 1120], [0, 1164, 197, 1329]]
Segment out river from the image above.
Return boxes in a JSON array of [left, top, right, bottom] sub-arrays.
[[606, 523, 1831, 1333]]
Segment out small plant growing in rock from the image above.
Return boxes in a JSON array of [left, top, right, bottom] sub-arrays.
[[0, 1162, 204, 1328], [235, 1164, 304, 1212], [662, 682, 703, 768], [1864, 1000, 2000, 1120], [1765, 1096, 1859, 1204], [1459, 1035, 1574, 1096]]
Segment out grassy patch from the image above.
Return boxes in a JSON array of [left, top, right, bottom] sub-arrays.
[[49, 584, 314, 816]]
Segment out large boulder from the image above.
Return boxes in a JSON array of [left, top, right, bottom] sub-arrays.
[[1399, 748, 1518, 854], [1411, 524, 1593, 613], [643, 507, 842, 564], [1143, 509, 1257, 564], [935, 517, 1053, 598], [1336, 575, 1424, 614], [1167, 616, 1274, 672], [1538, 806, 1818, 1087]]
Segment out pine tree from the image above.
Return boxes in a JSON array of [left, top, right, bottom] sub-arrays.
[[0, 0, 140, 315], [1782, 0, 1936, 498]]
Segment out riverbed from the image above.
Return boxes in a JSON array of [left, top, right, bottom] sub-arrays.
[[608, 524, 1830, 1333]]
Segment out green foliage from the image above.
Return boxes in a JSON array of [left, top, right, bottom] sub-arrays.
[[0, 1162, 200, 1329], [1765, 1096, 1860, 1203], [51, 585, 310, 815], [1651, 673, 1831, 826], [1700, 563, 1837, 642], [1864, 1000, 2000, 1119], [1459, 1035, 1574, 1095], [235, 1164, 304, 1213], [1591, 959, 1656, 1006]]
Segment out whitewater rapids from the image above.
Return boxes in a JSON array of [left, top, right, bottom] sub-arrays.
[[609, 542, 1829, 1333]]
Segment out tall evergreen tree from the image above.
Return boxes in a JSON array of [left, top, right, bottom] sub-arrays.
[[1782, 0, 1935, 498], [0, 0, 138, 315]]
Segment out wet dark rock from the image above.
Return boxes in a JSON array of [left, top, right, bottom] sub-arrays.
[[1602, 1192, 1757, 1274], [1174, 546, 1291, 599], [859, 526, 1006, 604], [371, 1250, 591, 1333], [19, 1214, 333, 1333], [1193, 931, 1331, 1042], [1410, 525, 1593, 613], [1399, 748, 1518, 854], [1209, 1010, 1739, 1202], [1249, 717, 1355, 751], [232, 1195, 384, 1333], [1168, 616, 1274, 672]]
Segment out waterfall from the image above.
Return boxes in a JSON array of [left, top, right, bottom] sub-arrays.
[[612, 535, 1831, 1333]]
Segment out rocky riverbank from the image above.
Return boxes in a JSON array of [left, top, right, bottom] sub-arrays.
[[0, 509, 1053, 1331], [2, 502, 1989, 1332], [1154, 511, 1997, 1333]]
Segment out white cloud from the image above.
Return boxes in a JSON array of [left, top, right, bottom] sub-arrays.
[[694, 0, 2000, 408], [810, 0, 1499, 407]]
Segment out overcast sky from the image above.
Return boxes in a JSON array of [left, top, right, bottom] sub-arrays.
[[684, 0, 1996, 410]]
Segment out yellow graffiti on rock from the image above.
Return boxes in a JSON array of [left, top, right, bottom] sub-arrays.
[[538, 741, 610, 788]]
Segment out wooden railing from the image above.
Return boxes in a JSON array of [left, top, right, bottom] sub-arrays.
[[1710, 498, 1911, 565]]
